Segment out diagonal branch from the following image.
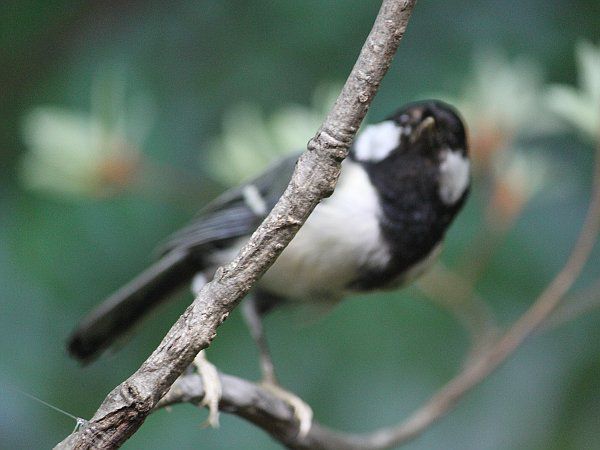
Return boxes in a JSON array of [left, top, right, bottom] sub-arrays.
[[55, 1, 417, 448], [155, 125, 600, 449]]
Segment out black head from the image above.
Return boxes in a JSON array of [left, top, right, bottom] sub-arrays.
[[350, 100, 470, 208], [387, 100, 467, 157], [348, 100, 470, 289], [350, 100, 468, 164]]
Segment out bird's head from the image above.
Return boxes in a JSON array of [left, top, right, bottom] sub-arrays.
[[351, 100, 470, 207]]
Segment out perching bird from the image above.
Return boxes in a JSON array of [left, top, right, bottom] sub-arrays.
[[68, 100, 470, 433]]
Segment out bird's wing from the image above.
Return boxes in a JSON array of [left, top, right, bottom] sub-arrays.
[[159, 152, 299, 256]]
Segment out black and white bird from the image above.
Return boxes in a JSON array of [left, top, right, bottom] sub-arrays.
[[68, 100, 470, 432]]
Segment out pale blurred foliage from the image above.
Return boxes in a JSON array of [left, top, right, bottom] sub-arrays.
[[487, 148, 552, 229], [20, 71, 155, 199], [439, 50, 556, 173], [547, 40, 600, 142], [205, 82, 342, 186], [418, 44, 599, 341], [19, 44, 598, 235]]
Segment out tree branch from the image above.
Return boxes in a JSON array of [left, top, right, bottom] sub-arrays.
[[55, 1, 417, 448], [154, 126, 600, 449]]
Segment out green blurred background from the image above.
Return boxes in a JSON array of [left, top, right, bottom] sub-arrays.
[[1, 1, 600, 449]]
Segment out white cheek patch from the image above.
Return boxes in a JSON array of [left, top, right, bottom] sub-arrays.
[[438, 149, 470, 205], [353, 121, 401, 162]]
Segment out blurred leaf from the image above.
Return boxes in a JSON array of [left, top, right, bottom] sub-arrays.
[[206, 82, 342, 185], [20, 70, 156, 199], [546, 40, 600, 142]]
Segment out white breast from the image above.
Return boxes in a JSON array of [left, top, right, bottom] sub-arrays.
[[256, 159, 390, 302]]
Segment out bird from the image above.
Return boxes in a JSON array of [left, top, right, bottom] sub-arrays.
[[67, 99, 470, 434]]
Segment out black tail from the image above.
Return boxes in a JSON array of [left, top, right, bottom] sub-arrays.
[[67, 250, 198, 362]]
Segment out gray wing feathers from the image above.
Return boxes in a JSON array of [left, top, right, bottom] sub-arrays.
[[68, 153, 298, 362], [163, 205, 258, 250], [159, 153, 299, 255], [68, 250, 197, 361]]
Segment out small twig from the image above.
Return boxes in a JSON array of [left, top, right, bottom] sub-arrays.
[[55, 1, 417, 448], [542, 277, 600, 330]]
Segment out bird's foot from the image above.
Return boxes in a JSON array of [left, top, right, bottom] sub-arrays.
[[261, 381, 313, 437], [193, 350, 222, 428]]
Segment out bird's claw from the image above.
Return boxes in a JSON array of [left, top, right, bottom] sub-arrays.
[[193, 351, 222, 428], [261, 381, 313, 437]]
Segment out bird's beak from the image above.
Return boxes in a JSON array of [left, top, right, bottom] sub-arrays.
[[410, 116, 436, 145]]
